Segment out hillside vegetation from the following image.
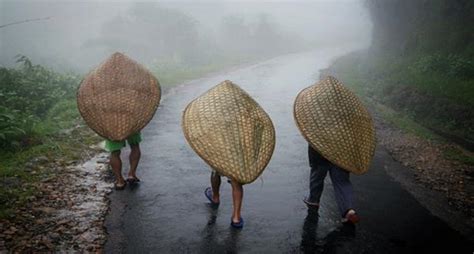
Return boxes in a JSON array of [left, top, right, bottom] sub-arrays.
[[330, 0, 474, 150]]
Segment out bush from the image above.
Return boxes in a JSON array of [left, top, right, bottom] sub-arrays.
[[410, 53, 474, 79], [0, 56, 81, 150], [0, 106, 29, 149]]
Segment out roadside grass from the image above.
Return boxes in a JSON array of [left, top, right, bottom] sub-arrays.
[[405, 70, 474, 106], [329, 52, 474, 165], [332, 52, 474, 106], [0, 115, 101, 219], [372, 102, 439, 140], [443, 147, 474, 166], [0, 76, 113, 219]]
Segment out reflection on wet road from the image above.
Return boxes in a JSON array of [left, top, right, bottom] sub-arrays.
[[105, 48, 472, 253]]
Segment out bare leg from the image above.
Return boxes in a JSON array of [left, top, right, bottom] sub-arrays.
[[128, 144, 141, 179], [210, 171, 221, 203], [230, 180, 243, 223], [110, 150, 125, 185]]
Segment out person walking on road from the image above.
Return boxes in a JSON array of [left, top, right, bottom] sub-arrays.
[[77, 52, 161, 191], [182, 80, 276, 229], [205, 172, 244, 228], [106, 133, 142, 190], [304, 145, 359, 224], [293, 76, 376, 224]]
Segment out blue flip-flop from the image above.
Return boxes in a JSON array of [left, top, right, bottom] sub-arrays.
[[204, 187, 219, 206], [230, 217, 244, 229]]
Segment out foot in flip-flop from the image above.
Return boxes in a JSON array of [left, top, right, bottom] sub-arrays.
[[230, 217, 244, 229], [204, 187, 219, 205], [115, 181, 127, 190], [126, 176, 140, 185]]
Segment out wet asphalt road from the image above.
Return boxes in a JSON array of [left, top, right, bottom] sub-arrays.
[[104, 48, 473, 253]]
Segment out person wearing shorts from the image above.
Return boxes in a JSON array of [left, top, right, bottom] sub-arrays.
[[204, 170, 244, 229], [105, 132, 142, 190]]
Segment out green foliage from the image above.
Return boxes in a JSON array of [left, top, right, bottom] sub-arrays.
[[333, 52, 474, 106], [410, 53, 474, 79], [44, 100, 80, 131], [404, 68, 474, 106], [329, 51, 473, 143], [373, 102, 438, 141], [0, 56, 95, 218], [0, 105, 33, 149], [0, 56, 80, 150], [366, 0, 474, 56], [443, 147, 474, 166]]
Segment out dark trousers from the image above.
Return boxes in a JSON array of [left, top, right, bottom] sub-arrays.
[[308, 145, 353, 217]]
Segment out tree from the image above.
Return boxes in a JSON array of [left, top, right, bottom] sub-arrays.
[[84, 3, 202, 65]]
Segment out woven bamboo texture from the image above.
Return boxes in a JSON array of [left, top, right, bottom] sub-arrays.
[[77, 52, 161, 141], [182, 80, 275, 184], [293, 76, 376, 174]]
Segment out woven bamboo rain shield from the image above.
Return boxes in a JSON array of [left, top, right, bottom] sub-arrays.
[[182, 80, 275, 184], [77, 52, 161, 141], [293, 76, 376, 174]]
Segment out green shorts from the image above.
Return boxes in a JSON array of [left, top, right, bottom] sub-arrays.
[[105, 132, 142, 152]]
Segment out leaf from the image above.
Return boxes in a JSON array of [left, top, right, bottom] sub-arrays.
[[0, 113, 14, 120]]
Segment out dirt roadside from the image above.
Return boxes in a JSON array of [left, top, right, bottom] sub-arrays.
[[374, 111, 474, 237], [0, 144, 113, 252]]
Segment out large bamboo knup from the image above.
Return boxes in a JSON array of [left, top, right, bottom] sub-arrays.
[[77, 52, 161, 141], [293, 76, 376, 174], [182, 80, 276, 184]]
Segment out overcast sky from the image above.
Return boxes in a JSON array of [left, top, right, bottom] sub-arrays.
[[0, 0, 371, 71]]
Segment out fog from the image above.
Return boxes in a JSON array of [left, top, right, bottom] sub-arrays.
[[0, 0, 372, 72]]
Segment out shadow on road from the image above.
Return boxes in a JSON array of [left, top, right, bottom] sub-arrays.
[[300, 209, 356, 254], [199, 205, 241, 254]]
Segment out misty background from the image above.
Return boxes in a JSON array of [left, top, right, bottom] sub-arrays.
[[0, 0, 372, 73]]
